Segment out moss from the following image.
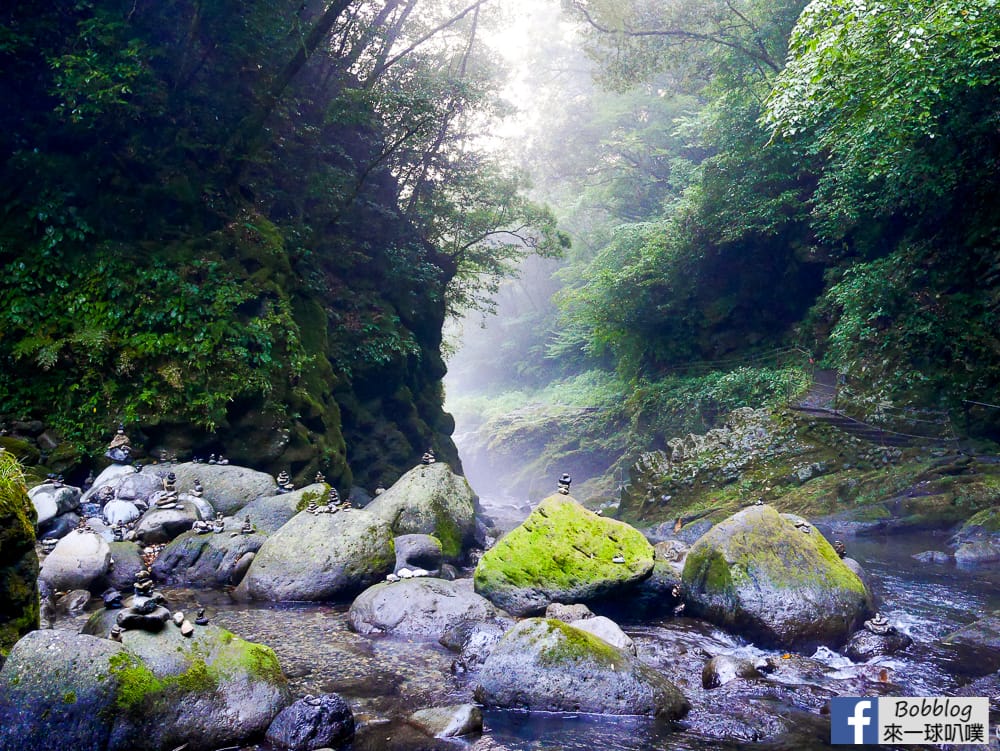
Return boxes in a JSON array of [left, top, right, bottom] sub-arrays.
[[963, 507, 1000, 533], [0, 450, 38, 656], [108, 652, 162, 711], [474, 494, 653, 593], [433, 510, 463, 559], [537, 619, 626, 669], [62, 690, 77, 704], [295, 486, 328, 513]]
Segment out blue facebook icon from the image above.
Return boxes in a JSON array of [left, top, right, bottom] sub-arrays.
[[831, 697, 879, 744]]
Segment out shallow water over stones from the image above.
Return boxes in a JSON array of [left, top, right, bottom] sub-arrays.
[[54, 529, 1000, 751]]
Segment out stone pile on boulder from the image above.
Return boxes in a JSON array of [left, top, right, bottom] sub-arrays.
[[473, 493, 655, 615]]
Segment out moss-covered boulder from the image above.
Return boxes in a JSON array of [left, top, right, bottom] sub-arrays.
[[0, 450, 38, 659], [952, 507, 1000, 565], [364, 462, 477, 560], [0, 625, 290, 751], [681, 505, 873, 650], [236, 508, 394, 601], [165, 462, 278, 516], [473, 494, 654, 616], [474, 618, 688, 718]]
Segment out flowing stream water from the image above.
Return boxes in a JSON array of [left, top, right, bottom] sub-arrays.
[[149, 512, 999, 751]]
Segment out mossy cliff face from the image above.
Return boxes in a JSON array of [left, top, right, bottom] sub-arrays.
[[474, 494, 654, 615], [0, 450, 38, 660], [681, 505, 873, 650]]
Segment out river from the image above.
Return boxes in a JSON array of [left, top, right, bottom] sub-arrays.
[[146, 512, 1000, 751]]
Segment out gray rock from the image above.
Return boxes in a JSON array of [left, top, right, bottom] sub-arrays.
[[265, 693, 355, 750], [912, 550, 951, 564], [56, 589, 91, 614], [0, 630, 127, 751], [134, 500, 206, 543], [393, 533, 443, 575], [349, 577, 504, 638], [231, 551, 255, 584], [38, 511, 80, 540], [113, 471, 162, 504], [701, 654, 761, 689], [569, 615, 637, 656], [28, 484, 80, 524], [364, 462, 477, 560], [682, 505, 873, 650], [80, 464, 135, 503], [39, 528, 112, 591], [240, 484, 326, 534], [167, 462, 278, 516], [475, 618, 689, 718], [116, 603, 171, 631], [104, 541, 145, 591], [440, 619, 513, 672], [237, 509, 394, 601], [842, 628, 913, 661], [545, 602, 594, 621], [955, 538, 1000, 565], [103, 499, 141, 526], [152, 527, 265, 587], [409, 704, 482, 738]]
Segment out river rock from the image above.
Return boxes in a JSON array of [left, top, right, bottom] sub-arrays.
[[545, 602, 594, 621], [475, 618, 689, 718], [56, 589, 91, 614], [104, 540, 145, 591], [239, 484, 326, 534], [941, 610, 1000, 653], [473, 493, 655, 616], [0, 452, 39, 657], [409, 704, 482, 738], [152, 526, 265, 586], [37, 511, 80, 540], [133, 500, 207, 544], [167, 462, 278, 516], [701, 654, 761, 689], [842, 627, 913, 661], [265, 693, 355, 750], [103, 499, 141, 526], [364, 462, 477, 560], [682, 505, 873, 650], [0, 630, 127, 750], [349, 577, 505, 638], [113, 471, 162, 504], [440, 618, 512, 672], [569, 614, 637, 656], [236, 508, 394, 601], [394, 533, 443, 575], [39, 527, 112, 591], [912, 550, 951, 564], [81, 464, 136, 503], [28, 484, 80, 525]]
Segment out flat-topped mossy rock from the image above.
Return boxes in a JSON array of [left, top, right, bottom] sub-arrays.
[[475, 618, 688, 718], [364, 462, 477, 560], [473, 494, 654, 616], [682, 505, 873, 650]]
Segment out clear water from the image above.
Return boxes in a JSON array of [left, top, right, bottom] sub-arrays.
[[149, 528, 1000, 751]]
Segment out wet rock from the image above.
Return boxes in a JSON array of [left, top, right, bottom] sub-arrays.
[[913, 550, 951, 564], [474, 493, 655, 616], [941, 610, 1000, 672], [56, 589, 91, 614], [116, 603, 171, 631], [682, 505, 873, 650], [37, 511, 80, 540], [364, 462, 477, 560], [133, 500, 207, 544], [39, 528, 112, 591], [440, 618, 512, 672], [545, 602, 594, 621], [569, 615, 637, 656], [103, 541, 145, 592], [152, 526, 265, 587], [701, 654, 761, 689], [266, 693, 355, 751], [409, 703, 482, 738], [349, 577, 505, 638], [236, 508, 394, 601], [951, 508, 1000, 565], [393, 533, 444, 575], [475, 618, 689, 718], [842, 627, 913, 661], [240, 484, 326, 534]]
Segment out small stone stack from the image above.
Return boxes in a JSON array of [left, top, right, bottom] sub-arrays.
[[106, 424, 133, 464], [275, 471, 294, 494], [557, 473, 572, 495]]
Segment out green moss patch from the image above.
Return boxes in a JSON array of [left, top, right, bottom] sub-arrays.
[[537, 619, 626, 670]]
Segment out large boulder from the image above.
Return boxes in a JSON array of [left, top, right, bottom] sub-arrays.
[[364, 462, 477, 559], [152, 527, 265, 587], [167, 462, 278, 516], [393, 533, 443, 575], [103, 499, 141, 526], [475, 618, 689, 718], [105, 541, 146, 592], [81, 464, 136, 503], [349, 578, 506, 638], [681, 505, 873, 650], [952, 507, 1000, 565], [473, 494, 655, 615], [239, 484, 327, 534], [39, 528, 112, 591], [28, 483, 80, 525], [0, 625, 291, 751], [0, 451, 38, 658], [236, 509, 394, 601]]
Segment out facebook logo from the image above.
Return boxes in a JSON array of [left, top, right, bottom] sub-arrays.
[[831, 697, 880, 744]]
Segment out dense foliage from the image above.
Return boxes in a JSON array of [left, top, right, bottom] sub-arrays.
[[0, 0, 563, 485]]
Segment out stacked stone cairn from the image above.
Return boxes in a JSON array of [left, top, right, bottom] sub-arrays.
[[275, 470, 294, 494]]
